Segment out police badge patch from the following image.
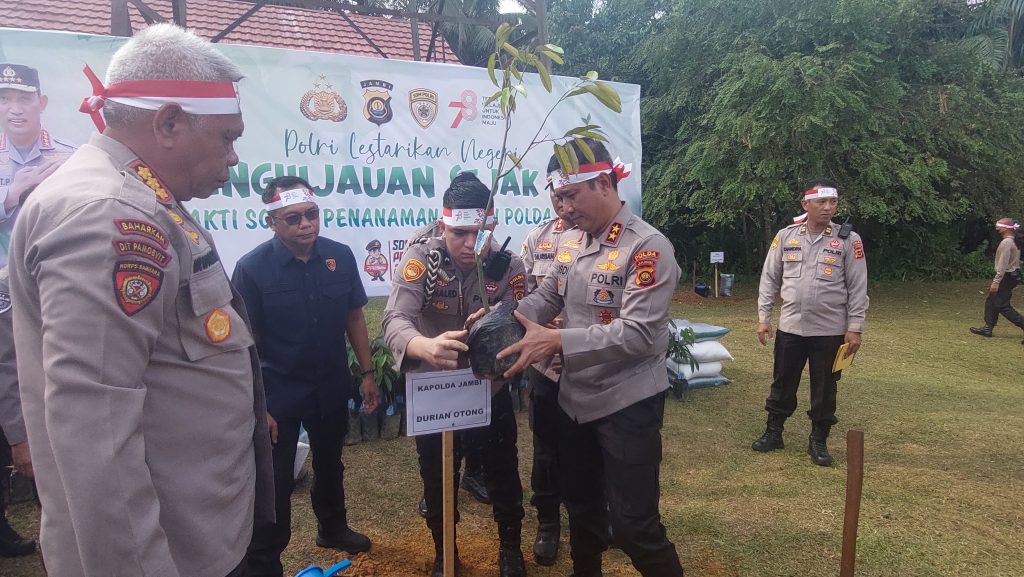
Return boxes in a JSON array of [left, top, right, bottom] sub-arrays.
[[0, 291, 11, 315], [326, 258, 337, 272], [409, 88, 438, 129], [113, 261, 164, 316], [361, 80, 394, 126]]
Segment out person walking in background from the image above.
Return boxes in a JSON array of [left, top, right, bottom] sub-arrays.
[[970, 218, 1024, 343]]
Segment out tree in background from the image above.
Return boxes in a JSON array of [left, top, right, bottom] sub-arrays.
[[630, 0, 1024, 278], [962, 0, 1024, 73]]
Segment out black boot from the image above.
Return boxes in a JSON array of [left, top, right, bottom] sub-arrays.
[[532, 517, 560, 566], [0, 517, 35, 558], [316, 526, 372, 553], [460, 468, 491, 504], [752, 414, 786, 452], [429, 528, 460, 577], [970, 325, 994, 337], [808, 423, 834, 467], [498, 525, 527, 577]]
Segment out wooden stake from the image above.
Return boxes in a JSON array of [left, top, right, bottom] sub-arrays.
[[442, 430, 455, 577], [840, 429, 865, 577], [713, 263, 719, 298]]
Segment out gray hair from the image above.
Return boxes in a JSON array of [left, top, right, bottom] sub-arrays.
[[103, 23, 243, 129]]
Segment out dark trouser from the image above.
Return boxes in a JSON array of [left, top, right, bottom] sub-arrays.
[[984, 271, 1024, 328], [528, 367, 561, 523], [0, 426, 9, 516], [558, 391, 683, 577], [462, 420, 485, 477], [248, 408, 349, 577], [765, 330, 845, 426], [225, 557, 249, 577], [417, 387, 524, 541]]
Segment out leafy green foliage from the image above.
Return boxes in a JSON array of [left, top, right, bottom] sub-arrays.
[[619, 0, 1024, 278], [667, 322, 699, 371], [348, 337, 403, 407]]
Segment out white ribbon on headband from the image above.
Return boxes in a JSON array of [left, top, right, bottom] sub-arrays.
[[803, 187, 838, 200], [996, 222, 1020, 231], [264, 187, 316, 210], [545, 157, 633, 189], [441, 207, 497, 227]]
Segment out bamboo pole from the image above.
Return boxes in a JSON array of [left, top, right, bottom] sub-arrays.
[[442, 430, 455, 577], [840, 429, 865, 577]]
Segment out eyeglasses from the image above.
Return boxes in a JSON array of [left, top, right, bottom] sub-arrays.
[[275, 207, 320, 226]]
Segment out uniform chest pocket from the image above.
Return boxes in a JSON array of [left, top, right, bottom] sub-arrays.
[[322, 280, 352, 303], [264, 285, 302, 308], [587, 284, 622, 308], [176, 268, 254, 361], [782, 250, 803, 277], [816, 260, 844, 282]]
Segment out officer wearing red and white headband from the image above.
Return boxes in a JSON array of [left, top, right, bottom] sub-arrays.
[[969, 217, 1024, 343], [383, 172, 529, 577], [7, 24, 271, 577], [481, 138, 684, 577], [753, 179, 869, 467], [232, 176, 379, 575]]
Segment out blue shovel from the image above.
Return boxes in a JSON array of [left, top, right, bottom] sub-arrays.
[[294, 559, 352, 577]]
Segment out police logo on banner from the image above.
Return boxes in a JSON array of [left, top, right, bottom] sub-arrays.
[[300, 74, 348, 122], [361, 79, 394, 125], [409, 88, 438, 129]]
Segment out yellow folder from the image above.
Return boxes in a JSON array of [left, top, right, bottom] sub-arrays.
[[832, 343, 855, 372]]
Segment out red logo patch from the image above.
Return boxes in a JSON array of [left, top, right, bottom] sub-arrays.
[[113, 261, 164, 316], [829, 239, 841, 248], [485, 281, 499, 296], [635, 266, 656, 288], [853, 240, 865, 259], [598, 308, 616, 325], [326, 258, 337, 272]]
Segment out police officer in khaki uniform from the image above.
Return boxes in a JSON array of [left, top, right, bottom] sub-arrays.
[[404, 219, 492, 517], [0, 266, 36, 557], [383, 172, 528, 577], [6, 25, 273, 577], [752, 179, 869, 467], [969, 218, 1024, 342], [489, 139, 684, 577], [519, 198, 574, 566], [0, 63, 77, 267]]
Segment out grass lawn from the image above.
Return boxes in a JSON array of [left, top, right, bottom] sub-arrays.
[[6, 279, 1022, 576]]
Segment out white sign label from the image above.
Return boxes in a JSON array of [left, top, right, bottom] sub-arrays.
[[710, 251, 725, 264], [406, 368, 491, 436]]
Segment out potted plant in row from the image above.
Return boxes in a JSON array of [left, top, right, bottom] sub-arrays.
[[345, 337, 405, 443]]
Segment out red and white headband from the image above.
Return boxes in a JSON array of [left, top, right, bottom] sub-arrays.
[[79, 64, 241, 131], [441, 207, 497, 227], [793, 187, 840, 223], [264, 188, 316, 211], [803, 186, 838, 200], [996, 221, 1020, 231], [546, 157, 632, 190]]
